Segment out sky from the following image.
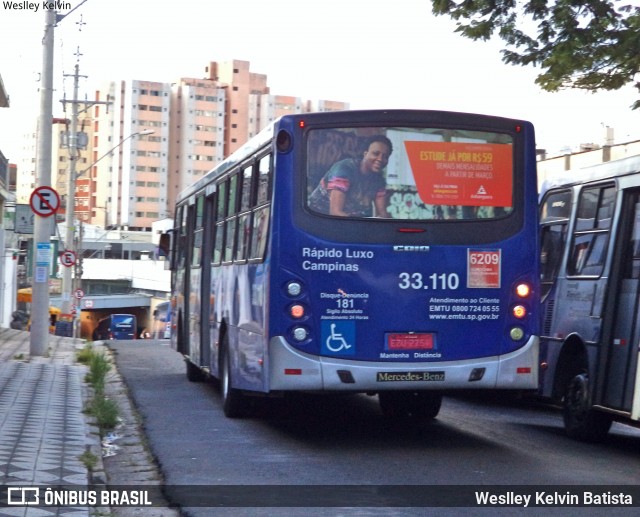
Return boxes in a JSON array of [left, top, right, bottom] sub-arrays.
[[1, 0, 638, 163]]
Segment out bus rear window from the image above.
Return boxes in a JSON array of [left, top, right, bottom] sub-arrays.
[[306, 126, 514, 220]]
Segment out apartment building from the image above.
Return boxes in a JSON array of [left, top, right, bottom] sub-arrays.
[[15, 59, 349, 231], [168, 77, 226, 211], [91, 80, 173, 230], [205, 59, 270, 155]]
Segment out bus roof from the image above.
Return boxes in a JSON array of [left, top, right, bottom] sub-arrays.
[[540, 155, 640, 194]]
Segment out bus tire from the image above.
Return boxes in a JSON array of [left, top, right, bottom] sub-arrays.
[[379, 391, 442, 421], [186, 359, 206, 383], [563, 372, 612, 442], [220, 345, 249, 418]]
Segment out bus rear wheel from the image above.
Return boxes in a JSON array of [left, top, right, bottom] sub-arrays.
[[220, 346, 249, 418], [379, 391, 442, 421], [563, 372, 612, 442]]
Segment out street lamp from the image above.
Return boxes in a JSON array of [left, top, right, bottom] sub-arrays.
[[60, 128, 155, 321]]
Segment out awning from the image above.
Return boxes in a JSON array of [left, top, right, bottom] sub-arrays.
[[17, 288, 32, 303]]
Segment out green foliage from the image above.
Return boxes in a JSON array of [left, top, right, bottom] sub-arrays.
[[431, 0, 640, 109], [78, 450, 98, 470], [86, 353, 111, 394], [77, 345, 119, 431], [88, 396, 120, 430], [76, 344, 94, 365]]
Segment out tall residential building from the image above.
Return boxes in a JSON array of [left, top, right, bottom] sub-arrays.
[[16, 59, 349, 231], [168, 77, 226, 211], [93, 80, 172, 230], [205, 59, 270, 155]]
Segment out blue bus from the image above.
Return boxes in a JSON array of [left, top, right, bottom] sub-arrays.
[[539, 156, 640, 441], [92, 313, 137, 341], [167, 110, 539, 418]]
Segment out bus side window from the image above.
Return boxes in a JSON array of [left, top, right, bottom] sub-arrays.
[[224, 174, 240, 263], [240, 165, 255, 211], [250, 207, 270, 260], [540, 223, 567, 297], [236, 213, 252, 261], [224, 219, 237, 262], [213, 222, 224, 265], [622, 198, 640, 279], [256, 155, 271, 205], [192, 195, 204, 267], [567, 185, 614, 277], [176, 205, 187, 268]]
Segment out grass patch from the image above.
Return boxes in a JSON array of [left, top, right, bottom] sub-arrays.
[[86, 353, 111, 393], [78, 450, 98, 470], [77, 345, 120, 431], [89, 396, 120, 429], [76, 345, 94, 365]]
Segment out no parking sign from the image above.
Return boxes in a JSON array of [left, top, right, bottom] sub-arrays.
[[30, 186, 60, 217], [60, 250, 77, 268]]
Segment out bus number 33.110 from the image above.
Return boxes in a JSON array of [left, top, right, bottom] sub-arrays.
[[398, 272, 460, 290]]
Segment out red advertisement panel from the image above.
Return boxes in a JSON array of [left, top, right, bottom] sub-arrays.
[[403, 141, 513, 207], [467, 250, 501, 288]]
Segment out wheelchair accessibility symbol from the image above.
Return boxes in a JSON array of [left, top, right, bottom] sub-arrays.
[[321, 321, 356, 356]]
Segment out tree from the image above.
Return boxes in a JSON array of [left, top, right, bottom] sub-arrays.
[[431, 0, 640, 108]]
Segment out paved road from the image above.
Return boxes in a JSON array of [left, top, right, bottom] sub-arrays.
[[109, 340, 640, 516]]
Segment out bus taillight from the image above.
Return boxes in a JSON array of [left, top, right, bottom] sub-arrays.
[[512, 305, 527, 319], [515, 283, 531, 298], [290, 304, 305, 319]]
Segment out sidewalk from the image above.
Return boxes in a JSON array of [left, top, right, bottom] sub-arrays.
[[0, 328, 180, 517], [0, 327, 105, 516]]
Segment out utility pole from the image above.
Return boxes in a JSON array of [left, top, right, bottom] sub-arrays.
[[29, 1, 92, 352], [60, 58, 85, 318], [29, 8, 57, 356], [59, 56, 110, 333]]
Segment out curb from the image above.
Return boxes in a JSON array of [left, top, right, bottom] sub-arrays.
[[99, 344, 180, 517]]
